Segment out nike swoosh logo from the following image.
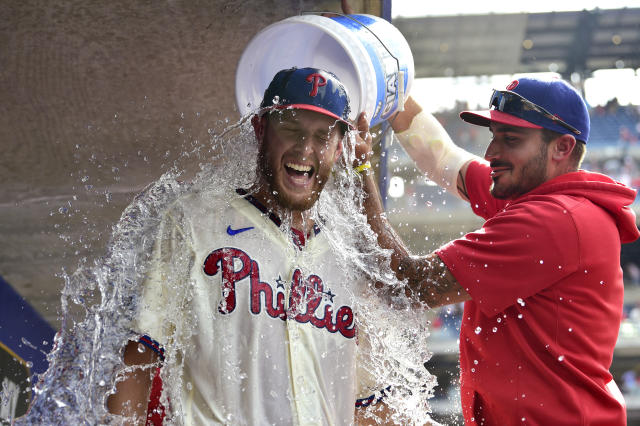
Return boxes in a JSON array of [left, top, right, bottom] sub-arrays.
[[227, 225, 255, 236]]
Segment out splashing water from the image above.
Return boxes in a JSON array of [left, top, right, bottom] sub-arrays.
[[18, 112, 437, 425]]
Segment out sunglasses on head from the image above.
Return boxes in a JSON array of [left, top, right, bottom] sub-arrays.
[[489, 90, 581, 135]]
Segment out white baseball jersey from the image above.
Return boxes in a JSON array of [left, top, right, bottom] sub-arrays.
[[136, 187, 377, 425]]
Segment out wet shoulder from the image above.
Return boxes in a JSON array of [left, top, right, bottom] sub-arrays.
[[171, 186, 240, 222], [503, 195, 580, 234], [511, 192, 585, 215]]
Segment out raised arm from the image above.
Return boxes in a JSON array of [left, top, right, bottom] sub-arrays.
[[390, 96, 480, 201], [354, 112, 470, 308]]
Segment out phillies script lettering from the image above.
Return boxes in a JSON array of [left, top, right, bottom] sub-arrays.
[[203, 247, 355, 339]]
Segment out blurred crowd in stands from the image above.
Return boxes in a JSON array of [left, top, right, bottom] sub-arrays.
[[387, 97, 640, 215], [433, 98, 640, 193]]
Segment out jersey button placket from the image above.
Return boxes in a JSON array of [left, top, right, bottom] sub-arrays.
[[283, 263, 304, 420]]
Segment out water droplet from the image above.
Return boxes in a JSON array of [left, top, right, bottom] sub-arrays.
[[475, 327, 482, 334], [474, 359, 478, 365], [558, 355, 565, 362], [137, 343, 146, 353], [98, 380, 105, 386], [517, 314, 523, 319], [539, 259, 544, 264], [568, 328, 573, 332], [517, 298, 525, 306], [492, 327, 498, 333]]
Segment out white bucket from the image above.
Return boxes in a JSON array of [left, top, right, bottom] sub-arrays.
[[235, 14, 414, 127]]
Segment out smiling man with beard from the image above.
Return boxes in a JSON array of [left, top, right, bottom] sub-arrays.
[[107, 67, 385, 425], [253, 68, 348, 214], [356, 77, 640, 425]]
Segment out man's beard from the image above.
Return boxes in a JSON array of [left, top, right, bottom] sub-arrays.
[[490, 143, 548, 200], [257, 149, 330, 212]]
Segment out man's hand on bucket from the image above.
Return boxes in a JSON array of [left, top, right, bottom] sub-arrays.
[[321, 0, 353, 17], [353, 112, 373, 170]]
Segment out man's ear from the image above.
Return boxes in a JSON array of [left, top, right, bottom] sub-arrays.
[[252, 114, 267, 142], [334, 138, 344, 162], [551, 134, 576, 162]]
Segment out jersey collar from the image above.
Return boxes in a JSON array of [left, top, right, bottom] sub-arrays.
[[235, 189, 321, 247]]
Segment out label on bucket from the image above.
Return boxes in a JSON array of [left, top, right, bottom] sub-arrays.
[[331, 15, 408, 127]]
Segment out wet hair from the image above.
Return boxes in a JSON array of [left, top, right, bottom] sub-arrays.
[[540, 128, 587, 170], [264, 109, 347, 137], [335, 121, 349, 137]]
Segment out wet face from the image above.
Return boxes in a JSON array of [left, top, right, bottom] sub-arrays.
[[484, 123, 549, 200], [256, 109, 344, 211]]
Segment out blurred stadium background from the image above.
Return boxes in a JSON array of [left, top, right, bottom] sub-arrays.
[[387, 4, 640, 424]]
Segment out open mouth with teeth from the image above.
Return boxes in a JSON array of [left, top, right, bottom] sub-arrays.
[[286, 162, 314, 176], [284, 162, 315, 186]]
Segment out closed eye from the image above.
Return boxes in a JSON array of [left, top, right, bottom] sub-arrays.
[[505, 136, 518, 144], [314, 133, 329, 144]]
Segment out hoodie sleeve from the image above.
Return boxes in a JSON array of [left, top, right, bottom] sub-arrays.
[[437, 198, 581, 316], [464, 160, 509, 220]]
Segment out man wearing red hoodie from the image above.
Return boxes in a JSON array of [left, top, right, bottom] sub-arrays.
[[357, 77, 640, 425]]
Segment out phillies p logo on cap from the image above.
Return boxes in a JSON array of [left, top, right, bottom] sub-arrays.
[[260, 67, 352, 127]]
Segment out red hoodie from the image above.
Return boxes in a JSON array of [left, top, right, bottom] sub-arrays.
[[437, 161, 639, 426]]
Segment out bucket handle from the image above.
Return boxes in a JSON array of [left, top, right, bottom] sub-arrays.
[[303, 12, 405, 112], [305, 12, 400, 72]]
